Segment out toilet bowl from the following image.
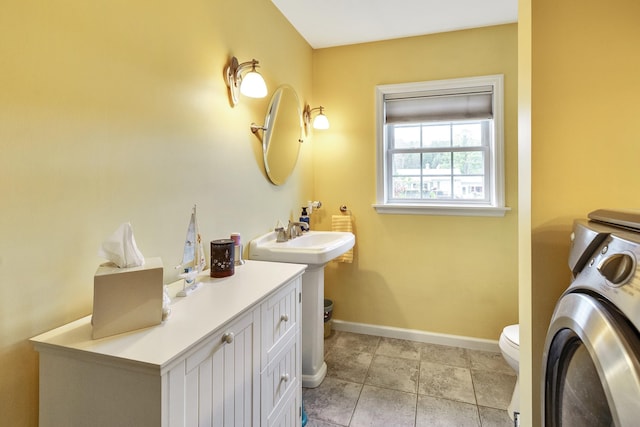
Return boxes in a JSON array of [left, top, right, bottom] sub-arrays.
[[499, 324, 520, 420]]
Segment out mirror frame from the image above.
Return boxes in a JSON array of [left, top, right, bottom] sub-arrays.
[[261, 85, 303, 185]]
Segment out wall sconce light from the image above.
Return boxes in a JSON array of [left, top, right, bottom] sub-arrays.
[[225, 56, 268, 106], [303, 105, 330, 133]]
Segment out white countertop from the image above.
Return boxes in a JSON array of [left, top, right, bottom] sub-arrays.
[[31, 260, 306, 371]]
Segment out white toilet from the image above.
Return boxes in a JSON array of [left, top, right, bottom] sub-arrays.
[[499, 324, 520, 419]]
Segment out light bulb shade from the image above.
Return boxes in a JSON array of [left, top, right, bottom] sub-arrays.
[[312, 113, 330, 130], [303, 105, 331, 135], [240, 71, 267, 98], [225, 57, 268, 106]]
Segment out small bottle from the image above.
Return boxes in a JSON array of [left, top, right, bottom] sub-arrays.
[[299, 207, 310, 230], [230, 233, 245, 266]]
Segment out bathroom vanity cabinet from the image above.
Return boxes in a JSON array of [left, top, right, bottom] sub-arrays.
[[31, 260, 305, 427]]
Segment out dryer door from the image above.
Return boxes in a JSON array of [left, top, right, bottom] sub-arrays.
[[542, 292, 640, 427]]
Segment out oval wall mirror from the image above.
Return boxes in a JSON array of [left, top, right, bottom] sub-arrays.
[[261, 85, 303, 185]]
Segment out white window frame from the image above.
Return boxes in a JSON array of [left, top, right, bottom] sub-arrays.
[[373, 75, 510, 217]]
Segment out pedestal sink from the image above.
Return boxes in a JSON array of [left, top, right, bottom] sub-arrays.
[[249, 230, 355, 387]]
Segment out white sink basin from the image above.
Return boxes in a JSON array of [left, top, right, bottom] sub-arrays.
[[249, 230, 355, 265]]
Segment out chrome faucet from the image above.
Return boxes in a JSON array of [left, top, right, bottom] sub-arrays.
[[287, 221, 309, 239]]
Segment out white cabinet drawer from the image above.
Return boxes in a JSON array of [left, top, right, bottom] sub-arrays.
[[261, 333, 300, 425], [266, 382, 300, 427], [261, 277, 300, 366]]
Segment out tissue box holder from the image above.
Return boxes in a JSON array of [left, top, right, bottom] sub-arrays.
[[92, 257, 163, 339]]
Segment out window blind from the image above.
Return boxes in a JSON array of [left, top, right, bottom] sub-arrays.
[[384, 85, 494, 124]]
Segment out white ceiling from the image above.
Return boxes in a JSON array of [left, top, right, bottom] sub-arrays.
[[271, 0, 518, 49]]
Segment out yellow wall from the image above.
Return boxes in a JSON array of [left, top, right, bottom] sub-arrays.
[[0, 0, 313, 424], [523, 0, 640, 425], [312, 25, 519, 340]]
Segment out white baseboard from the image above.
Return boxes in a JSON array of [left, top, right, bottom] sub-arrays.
[[331, 319, 499, 352]]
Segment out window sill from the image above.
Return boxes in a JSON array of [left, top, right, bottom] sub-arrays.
[[372, 203, 511, 217]]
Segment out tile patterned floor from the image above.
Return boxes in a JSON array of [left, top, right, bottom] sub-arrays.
[[303, 331, 516, 427]]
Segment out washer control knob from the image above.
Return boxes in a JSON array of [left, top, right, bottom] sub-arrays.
[[597, 253, 636, 286]]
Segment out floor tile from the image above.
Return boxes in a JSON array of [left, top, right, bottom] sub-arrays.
[[350, 385, 417, 427], [418, 361, 476, 404], [333, 331, 380, 353], [416, 394, 480, 427], [311, 332, 516, 426], [365, 354, 419, 393], [468, 349, 512, 374], [478, 406, 514, 427], [376, 337, 422, 360], [471, 369, 516, 410], [420, 343, 470, 368], [326, 347, 374, 383], [303, 376, 362, 426], [305, 418, 345, 427], [324, 330, 340, 355]]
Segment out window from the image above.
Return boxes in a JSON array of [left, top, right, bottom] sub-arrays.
[[374, 75, 509, 217]]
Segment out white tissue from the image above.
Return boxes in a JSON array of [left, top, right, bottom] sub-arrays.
[[98, 222, 145, 268]]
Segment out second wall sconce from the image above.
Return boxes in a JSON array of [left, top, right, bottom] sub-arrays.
[[303, 105, 330, 134], [225, 56, 268, 106]]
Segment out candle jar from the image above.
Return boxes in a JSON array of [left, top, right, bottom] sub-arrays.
[[210, 239, 235, 278]]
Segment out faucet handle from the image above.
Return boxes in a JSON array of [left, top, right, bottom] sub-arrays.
[[275, 227, 287, 242]]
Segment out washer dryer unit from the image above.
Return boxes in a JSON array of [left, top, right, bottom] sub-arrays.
[[543, 209, 640, 426]]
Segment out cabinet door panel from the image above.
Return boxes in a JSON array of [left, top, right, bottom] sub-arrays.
[[167, 364, 187, 426], [185, 365, 201, 426], [168, 310, 258, 427]]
